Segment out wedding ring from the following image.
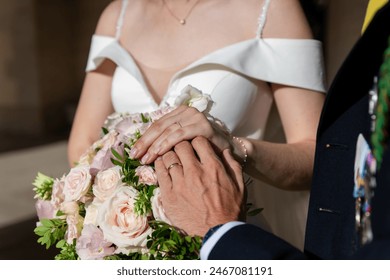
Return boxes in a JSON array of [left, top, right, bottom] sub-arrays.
[[167, 162, 182, 172]]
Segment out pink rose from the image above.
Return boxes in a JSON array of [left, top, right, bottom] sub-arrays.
[[103, 112, 125, 131], [93, 166, 122, 202], [149, 106, 174, 121], [90, 131, 123, 175], [65, 213, 83, 244], [97, 186, 152, 250], [51, 175, 65, 209], [76, 224, 115, 260], [63, 164, 91, 202], [35, 199, 56, 220], [135, 166, 157, 186], [61, 201, 79, 216], [151, 188, 172, 224], [115, 118, 151, 138], [78, 146, 97, 165]]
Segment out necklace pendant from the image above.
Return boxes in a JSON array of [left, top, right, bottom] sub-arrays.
[[180, 19, 186, 25]]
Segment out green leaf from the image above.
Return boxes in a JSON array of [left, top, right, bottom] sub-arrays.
[[34, 218, 67, 250], [111, 147, 124, 161], [140, 113, 151, 123], [247, 208, 263, 216], [102, 127, 109, 135], [145, 220, 202, 260], [110, 158, 123, 166]]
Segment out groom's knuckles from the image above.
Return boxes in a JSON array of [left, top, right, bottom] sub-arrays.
[[174, 141, 192, 153]]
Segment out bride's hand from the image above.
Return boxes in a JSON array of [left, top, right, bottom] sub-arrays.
[[130, 105, 232, 164]]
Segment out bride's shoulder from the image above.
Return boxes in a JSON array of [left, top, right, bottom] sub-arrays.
[[94, 0, 138, 37], [93, 1, 122, 37], [94, 0, 144, 37], [262, 0, 314, 40]]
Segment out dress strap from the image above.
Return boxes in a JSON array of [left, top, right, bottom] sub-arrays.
[[256, 0, 271, 38], [115, 0, 129, 40]]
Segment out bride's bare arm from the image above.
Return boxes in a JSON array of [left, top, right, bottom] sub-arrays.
[[242, 86, 325, 190], [67, 62, 115, 167], [67, 2, 121, 166]]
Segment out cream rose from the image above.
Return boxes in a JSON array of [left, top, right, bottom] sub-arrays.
[[151, 188, 172, 224], [97, 186, 152, 249], [63, 164, 92, 202], [84, 200, 100, 225], [93, 166, 122, 202], [135, 166, 157, 186]]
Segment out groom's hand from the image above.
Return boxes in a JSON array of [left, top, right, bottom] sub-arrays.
[[155, 136, 245, 237]]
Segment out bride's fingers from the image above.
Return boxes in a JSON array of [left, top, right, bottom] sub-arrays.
[[131, 106, 195, 157], [131, 110, 187, 158], [137, 108, 210, 164], [141, 123, 207, 164]]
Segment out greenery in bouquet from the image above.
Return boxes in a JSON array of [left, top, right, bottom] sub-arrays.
[[32, 85, 214, 260]]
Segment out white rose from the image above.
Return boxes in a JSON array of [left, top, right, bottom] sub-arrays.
[[175, 85, 214, 113], [97, 186, 152, 249], [151, 188, 172, 224], [84, 200, 100, 226], [63, 164, 92, 202], [93, 166, 122, 202]]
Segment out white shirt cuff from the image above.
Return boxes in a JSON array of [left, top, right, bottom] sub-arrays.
[[200, 221, 245, 260]]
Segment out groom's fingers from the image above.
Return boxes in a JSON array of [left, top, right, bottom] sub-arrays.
[[174, 141, 199, 172], [155, 157, 173, 200], [191, 136, 219, 164], [221, 149, 244, 192]]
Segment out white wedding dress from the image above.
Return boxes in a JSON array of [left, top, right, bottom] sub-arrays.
[[85, 0, 326, 250]]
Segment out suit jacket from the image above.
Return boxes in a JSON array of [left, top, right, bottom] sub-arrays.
[[207, 2, 390, 260]]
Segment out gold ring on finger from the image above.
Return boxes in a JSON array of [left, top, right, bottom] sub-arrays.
[[167, 162, 182, 172]]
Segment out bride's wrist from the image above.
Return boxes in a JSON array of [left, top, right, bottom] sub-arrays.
[[231, 136, 248, 167]]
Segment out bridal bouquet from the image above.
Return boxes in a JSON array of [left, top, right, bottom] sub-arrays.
[[32, 85, 214, 260]]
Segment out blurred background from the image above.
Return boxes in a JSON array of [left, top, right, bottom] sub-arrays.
[[0, 0, 368, 259]]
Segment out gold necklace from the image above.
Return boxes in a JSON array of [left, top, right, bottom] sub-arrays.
[[162, 0, 200, 25]]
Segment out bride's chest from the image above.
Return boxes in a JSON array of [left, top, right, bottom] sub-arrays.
[[110, 66, 272, 132]]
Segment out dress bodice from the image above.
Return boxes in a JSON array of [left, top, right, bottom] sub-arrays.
[[86, 35, 325, 139]]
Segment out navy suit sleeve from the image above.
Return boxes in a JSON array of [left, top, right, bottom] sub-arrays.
[[207, 224, 308, 260]]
